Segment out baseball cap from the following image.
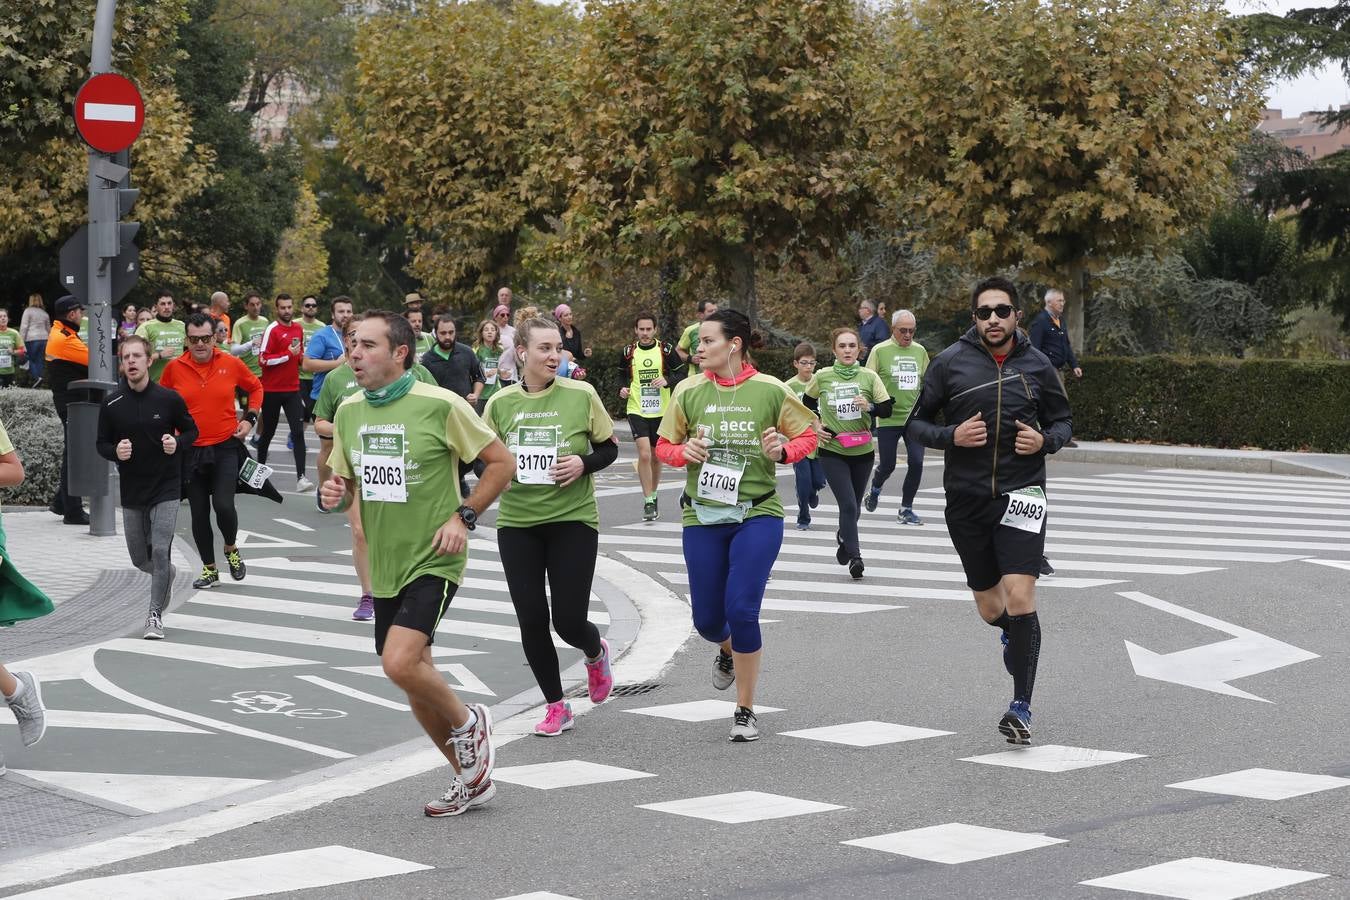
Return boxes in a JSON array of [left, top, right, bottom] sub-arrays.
[[54, 296, 84, 316]]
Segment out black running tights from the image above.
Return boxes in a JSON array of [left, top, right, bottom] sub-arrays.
[[497, 521, 603, 704], [257, 390, 306, 477], [820, 449, 874, 559], [186, 444, 240, 567]]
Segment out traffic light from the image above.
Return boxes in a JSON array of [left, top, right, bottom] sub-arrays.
[[92, 185, 138, 258]]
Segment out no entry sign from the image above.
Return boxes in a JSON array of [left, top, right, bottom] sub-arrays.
[[74, 73, 145, 154]]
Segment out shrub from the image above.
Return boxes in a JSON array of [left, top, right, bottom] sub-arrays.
[[0, 388, 62, 507], [1069, 356, 1350, 452]]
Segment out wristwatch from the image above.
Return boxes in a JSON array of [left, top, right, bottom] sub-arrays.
[[455, 505, 477, 531]]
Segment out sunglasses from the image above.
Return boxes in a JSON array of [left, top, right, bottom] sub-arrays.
[[186, 334, 215, 344], [974, 304, 1015, 321], [895, 327, 916, 335], [303, 303, 317, 309]]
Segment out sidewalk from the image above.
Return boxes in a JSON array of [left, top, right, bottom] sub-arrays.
[[0, 509, 195, 662]]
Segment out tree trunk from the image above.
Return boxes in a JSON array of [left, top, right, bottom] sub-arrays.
[[1063, 259, 1087, 355], [725, 244, 759, 327], [657, 261, 681, 339]]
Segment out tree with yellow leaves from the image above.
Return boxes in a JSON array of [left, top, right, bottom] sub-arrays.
[[865, 0, 1267, 345]]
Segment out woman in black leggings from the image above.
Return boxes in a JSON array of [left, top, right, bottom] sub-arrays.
[[803, 327, 893, 579], [185, 440, 247, 588], [481, 316, 619, 736]]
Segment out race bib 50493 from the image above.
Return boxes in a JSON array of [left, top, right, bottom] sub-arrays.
[[1000, 486, 1047, 534]]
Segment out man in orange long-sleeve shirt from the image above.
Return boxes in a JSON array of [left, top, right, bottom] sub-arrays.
[[161, 313, 263, 590], [45, 296, 90, 525]]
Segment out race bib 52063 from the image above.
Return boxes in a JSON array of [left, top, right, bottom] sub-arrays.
[[359, 425, 407, 503]]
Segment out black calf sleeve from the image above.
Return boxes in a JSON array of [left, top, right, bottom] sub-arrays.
[[1006, 611, 1041, 704]]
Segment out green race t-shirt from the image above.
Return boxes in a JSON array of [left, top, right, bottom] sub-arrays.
[[864, 338, 929, 427], [135, 319, 187, 382], [659, 371, 815, 526], [806, 366, 891, 456], [330, 381, 497, 595], [677, 322, 701, 378], [483, 378, 614, 530], [314, 362, 437, 423], [0, 329, 21, 375], [785, 374, 819, 460], [231, 316, 270, 376], [299, 318, 325, 384], [476, 345, 504, 402], [414, 332, 434, 359]]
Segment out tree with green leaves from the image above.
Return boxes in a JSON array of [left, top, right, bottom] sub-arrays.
[[866, 0, 1267, 348], [556, 0, 870, 325], [345, 0, 575, 312]]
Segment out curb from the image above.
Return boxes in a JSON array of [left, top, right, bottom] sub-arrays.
[[1055, 445, 1350, 479], [0, 554, 691, 892]]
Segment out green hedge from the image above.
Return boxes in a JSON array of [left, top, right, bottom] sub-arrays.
[[1068, 356, 1350, 452], [0, 388, 63, 507]]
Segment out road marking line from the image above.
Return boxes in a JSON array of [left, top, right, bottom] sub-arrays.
[[335, 663, 495, 696], [99, 638, 323, 669], [5, 845, 430, 899], [0, 709, 209, 734], [271, 518, 315, 533], [167, 613, 475, 658], [7, 771, 269, 818], [295, 675, 409, 711]]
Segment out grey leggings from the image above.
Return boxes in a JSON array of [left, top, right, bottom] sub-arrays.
[[123, 500, 179, 615]]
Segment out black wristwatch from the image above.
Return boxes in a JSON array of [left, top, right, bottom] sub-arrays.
[[455, 505, 477, 530]]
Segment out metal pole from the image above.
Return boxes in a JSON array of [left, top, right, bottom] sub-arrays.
[[85, 0, 119, 537]]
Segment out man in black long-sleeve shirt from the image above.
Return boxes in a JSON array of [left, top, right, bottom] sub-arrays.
[[96, 335, 198, 639]]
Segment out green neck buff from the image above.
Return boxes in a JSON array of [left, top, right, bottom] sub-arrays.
[[832, 362, 860, 379], [364, 370, 415, 407]]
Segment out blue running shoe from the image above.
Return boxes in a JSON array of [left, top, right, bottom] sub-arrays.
[[795, 521, 811, 531], [286, 434, 294, 450], [1000, 630, 1013, 675], [998, 701, 1032, 745], [898, 507, 924, 526]]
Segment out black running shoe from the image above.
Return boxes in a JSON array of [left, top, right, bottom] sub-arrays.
[[835, 532, 848, 565], [192, 567, 220, 590], [863, 488, 879, 512], [849, 557, 865, 579], [225, 549, 246, 581]]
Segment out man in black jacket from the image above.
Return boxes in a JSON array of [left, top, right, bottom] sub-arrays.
[[96, 335, 198, 639], [908, 275, 1072, 746], [421, 315, 484, 402]]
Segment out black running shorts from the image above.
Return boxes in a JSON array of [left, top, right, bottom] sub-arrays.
[[374, 574, 458, 656], [944, 490, 1047, 592], [627, 414, 663, 443]]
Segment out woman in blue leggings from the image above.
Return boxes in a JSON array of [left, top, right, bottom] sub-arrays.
[[654, 310, 817, 742]]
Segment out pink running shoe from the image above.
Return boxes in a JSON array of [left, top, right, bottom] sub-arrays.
[[534, 700, 574, 737], [585, 638, 613, 703], [352, 594, 374, 621]]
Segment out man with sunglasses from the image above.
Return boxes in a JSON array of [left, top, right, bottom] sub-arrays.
[[162, 314, 264, 590], [908, 276, 1073, 746], [863, 309, 929, 524], [298, 296, 325, 424]]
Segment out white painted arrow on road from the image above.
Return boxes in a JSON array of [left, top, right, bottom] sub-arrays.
[[1121, 591, 1319, 703]]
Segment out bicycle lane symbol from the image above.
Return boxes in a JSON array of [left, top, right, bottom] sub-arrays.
[[212, 690, 347, 720]]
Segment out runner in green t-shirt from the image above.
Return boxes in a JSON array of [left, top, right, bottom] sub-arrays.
[[863, 309, 930, 525], [314, 316, 437, 621], [297, 296, 325, 421], [472, 319, 507, 412], [230, 292, 270, 377], [785, 341, 827, 530], [0, 312, 25, 386], [482, 316, 619, 737], [618, 313, 683, 522], [134, 292, 187, 382], [674, 298, 719, 379], [655, 309, 816, 743], [321, 310, 513, 818], [406, 309, 434, 358], [802, 327, 893, 580]]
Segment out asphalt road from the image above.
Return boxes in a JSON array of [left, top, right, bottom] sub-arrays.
[[2, 432, 1347, 900]]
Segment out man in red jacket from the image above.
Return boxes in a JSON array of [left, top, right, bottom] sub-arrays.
[[255, 293, 312, 491]]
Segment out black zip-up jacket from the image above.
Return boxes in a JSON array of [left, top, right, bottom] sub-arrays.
[[96, 380, 198, 508], [907, 327, 1072, 500]]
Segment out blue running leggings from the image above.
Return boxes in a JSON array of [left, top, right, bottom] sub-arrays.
[[792, 457, 827, 525], [871, 425, 924, 508], [682, 515, 784, 654]]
